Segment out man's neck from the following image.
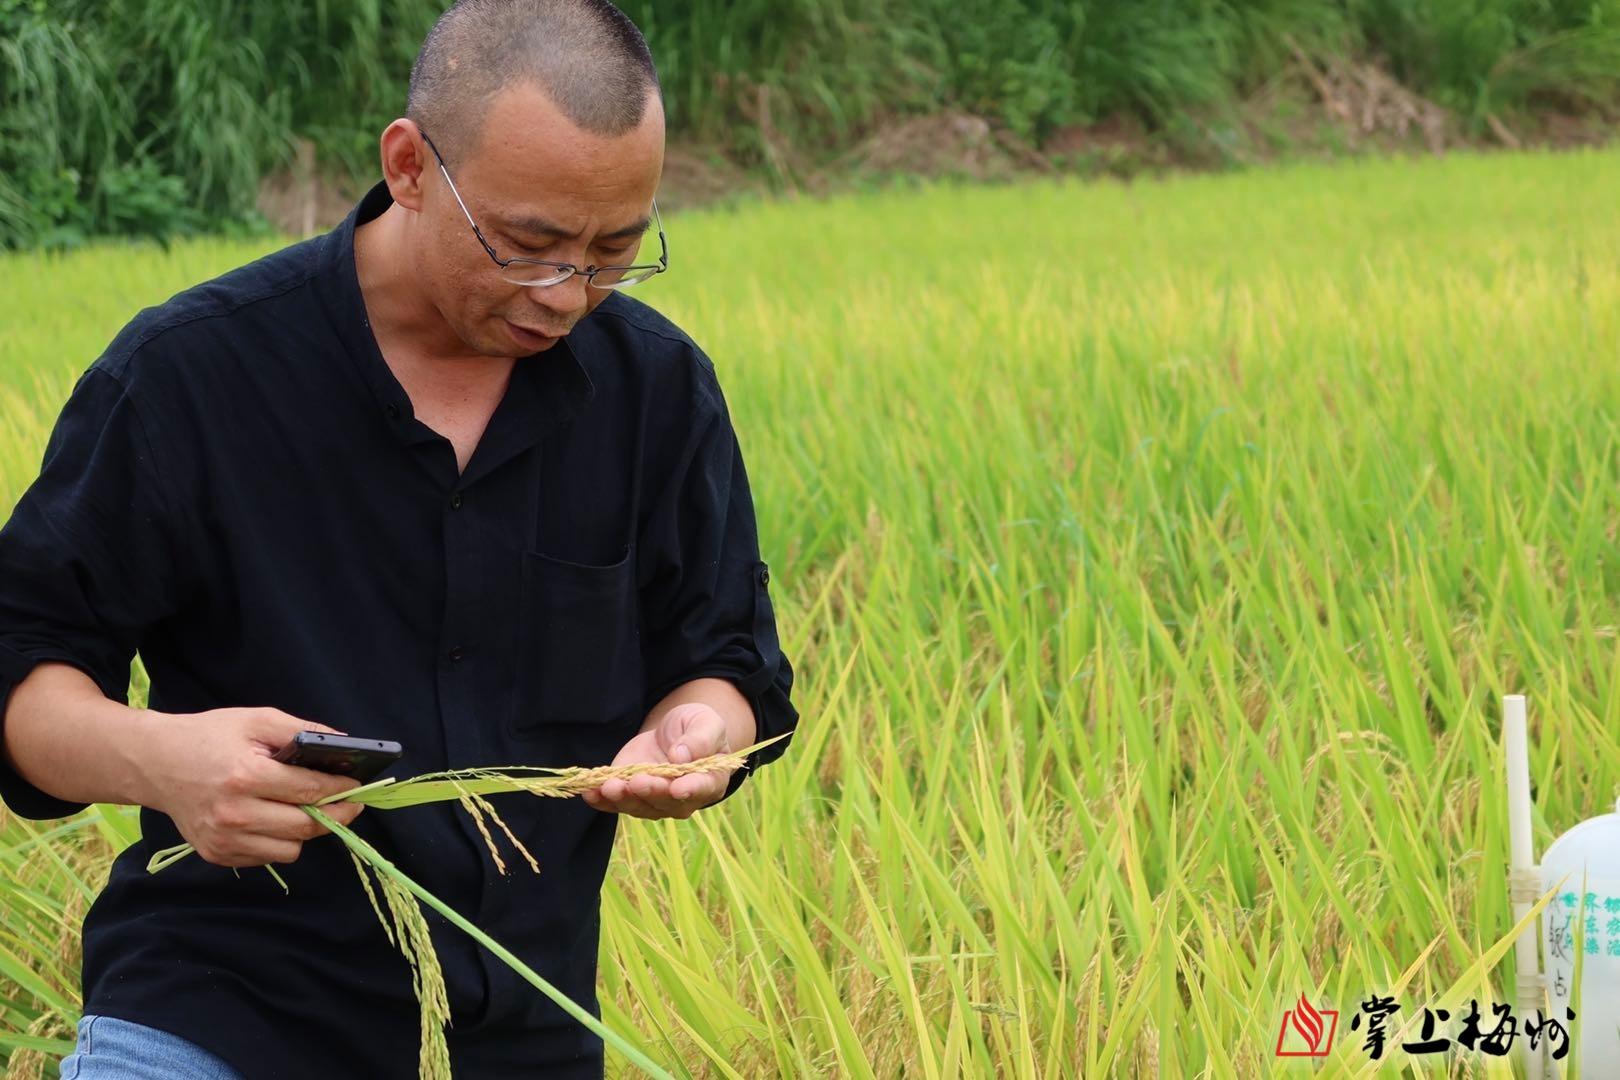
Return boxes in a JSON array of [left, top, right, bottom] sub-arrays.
[[352, 203, 516, 401]]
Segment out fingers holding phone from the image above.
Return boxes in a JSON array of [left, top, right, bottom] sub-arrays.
[[266, 731, 401, 843], [270, 731, 402, 784], [138, 706, 391, 869]]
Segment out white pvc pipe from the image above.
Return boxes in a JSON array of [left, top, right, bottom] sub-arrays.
[[1505, 694, 1546, 1080]]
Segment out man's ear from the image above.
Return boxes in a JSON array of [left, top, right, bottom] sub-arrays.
[[379, 119, 429, 213]]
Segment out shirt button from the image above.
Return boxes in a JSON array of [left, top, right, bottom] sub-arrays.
[[448, 645, 464, 663], [759, 565, 770, 586], [450, 493, 463, 510], [385, 403, 399, 419]]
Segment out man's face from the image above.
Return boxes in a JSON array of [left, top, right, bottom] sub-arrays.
[[413, 81, 664, 359]]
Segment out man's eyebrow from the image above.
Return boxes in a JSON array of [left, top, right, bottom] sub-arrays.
[[498, 214, 652, 242]]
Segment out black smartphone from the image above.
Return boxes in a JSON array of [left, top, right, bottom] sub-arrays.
[[270, 731, 403, 784]]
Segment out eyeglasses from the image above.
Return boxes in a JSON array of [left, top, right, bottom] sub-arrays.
[[419, 129, 669, 290]]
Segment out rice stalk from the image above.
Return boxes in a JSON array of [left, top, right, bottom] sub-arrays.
[[139, 734, 783, 1077], [348, 847, 393, 948], [145, 732, 785, 869], [446, 776, 538, 877], [365, 858, 451, 1080], [308, 805, 676, 1080]]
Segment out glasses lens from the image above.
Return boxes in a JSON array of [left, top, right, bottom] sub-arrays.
[[502, 261, 572, 287], [593, 265, 662, 290]]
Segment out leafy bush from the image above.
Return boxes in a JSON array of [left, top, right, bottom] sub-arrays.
[[4, 0, 1620, 247]]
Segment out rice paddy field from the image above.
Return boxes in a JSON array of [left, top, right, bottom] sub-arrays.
[[4, 147, 1620, 1076]]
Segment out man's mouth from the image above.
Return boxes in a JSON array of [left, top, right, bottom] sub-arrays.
[[505, 320, 563, 348]]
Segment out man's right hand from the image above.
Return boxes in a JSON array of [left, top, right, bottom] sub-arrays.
[[136, 707, 368, 868]]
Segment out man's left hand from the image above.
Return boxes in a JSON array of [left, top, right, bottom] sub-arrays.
[[581, 702, 735, 819]]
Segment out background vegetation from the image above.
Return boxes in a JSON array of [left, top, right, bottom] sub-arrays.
[[3, 144, 1619, 1074], [6, 0, 1620, 246]]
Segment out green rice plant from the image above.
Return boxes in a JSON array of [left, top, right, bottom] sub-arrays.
[[0, 804, 137, 1079], [9, 147, 1620, 1074]]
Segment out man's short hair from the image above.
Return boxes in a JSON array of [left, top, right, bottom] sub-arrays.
[[406, 0, 660, 164]]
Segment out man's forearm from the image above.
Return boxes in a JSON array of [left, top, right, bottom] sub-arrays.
[[2, 660, 158, 807], [640, 676, 758, 753]]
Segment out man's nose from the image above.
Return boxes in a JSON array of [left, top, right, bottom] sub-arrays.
[[527, 274, 589, 319]]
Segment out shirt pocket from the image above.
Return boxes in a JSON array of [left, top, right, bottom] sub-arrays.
[[508, 542, 645, 739]]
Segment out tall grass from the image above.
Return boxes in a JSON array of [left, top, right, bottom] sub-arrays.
[[4, 146, 1620, 1073], [7, 1, 1620, 245], [0, 0, 444, 247]]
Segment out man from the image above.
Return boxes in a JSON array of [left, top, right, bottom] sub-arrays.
[[0, 1, 797, 1076]]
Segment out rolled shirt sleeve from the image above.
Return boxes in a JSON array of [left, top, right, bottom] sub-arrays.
[[0, 365, 191, 819], [637, 355, 798, 804]]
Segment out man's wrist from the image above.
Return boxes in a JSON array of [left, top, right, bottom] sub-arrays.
[[714, 681, 755, 758], [116, 706, 170, 809], [2, 662, 171, 810]]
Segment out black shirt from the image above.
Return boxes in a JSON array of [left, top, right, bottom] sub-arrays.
[[0, 181, 798, 1078]]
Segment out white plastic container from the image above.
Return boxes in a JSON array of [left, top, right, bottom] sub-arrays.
[[1540, 800, 1620, 1073]]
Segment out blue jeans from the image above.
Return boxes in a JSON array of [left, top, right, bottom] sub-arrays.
[[58, 1014, 244, 1080]]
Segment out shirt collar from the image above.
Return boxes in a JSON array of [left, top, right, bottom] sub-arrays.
[[316, 180, 596, 462]]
